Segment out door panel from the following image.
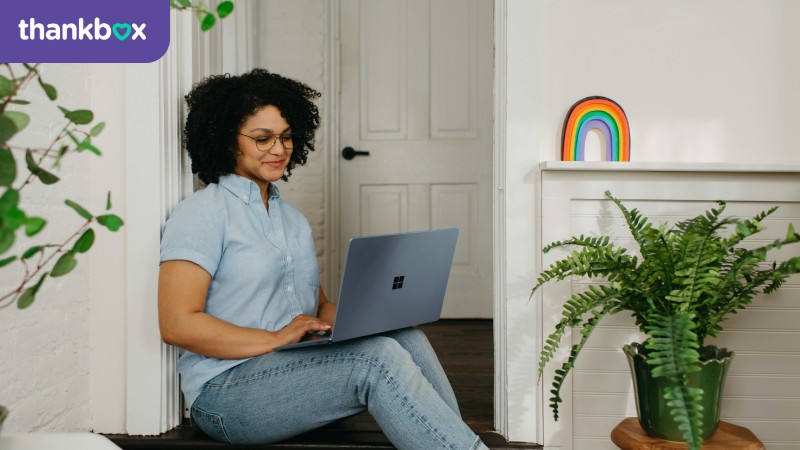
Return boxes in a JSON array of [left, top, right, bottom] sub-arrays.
[[339, 0, 493, 318]]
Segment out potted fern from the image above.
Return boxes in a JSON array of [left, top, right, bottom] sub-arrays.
[[532, 191, 800, 450]]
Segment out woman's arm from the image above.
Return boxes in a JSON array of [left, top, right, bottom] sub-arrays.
[[158, 260, 331, 359]]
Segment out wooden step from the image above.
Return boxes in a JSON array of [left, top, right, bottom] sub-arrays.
[[105, 423, 541, 450]]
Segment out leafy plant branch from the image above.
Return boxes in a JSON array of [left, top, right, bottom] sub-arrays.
[[170, 0, 235, 31], [0, 214, 89, 310], [0, 64, 124, 309]]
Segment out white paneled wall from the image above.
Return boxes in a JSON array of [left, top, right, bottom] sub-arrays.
[[537, 163, 800, 449]]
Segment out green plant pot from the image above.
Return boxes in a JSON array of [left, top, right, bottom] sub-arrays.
[[623, 343, 734, 442]]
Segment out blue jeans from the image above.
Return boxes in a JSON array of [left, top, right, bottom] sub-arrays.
[[191, 327, 489, 450]]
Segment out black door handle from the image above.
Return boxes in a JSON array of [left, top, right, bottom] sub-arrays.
[[342, 146, 370, 160]]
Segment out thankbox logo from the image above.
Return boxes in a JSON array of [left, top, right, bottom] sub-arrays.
[[18, 18, 147, 41], [1, 0, 169, 63]]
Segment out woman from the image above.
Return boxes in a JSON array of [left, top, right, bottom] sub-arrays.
[[158, 69, 489, 450]]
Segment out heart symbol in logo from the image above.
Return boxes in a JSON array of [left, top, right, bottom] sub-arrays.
[[112, 23, 132, 41]]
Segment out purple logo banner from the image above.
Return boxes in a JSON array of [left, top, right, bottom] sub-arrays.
[[0, 0, 170, 63]]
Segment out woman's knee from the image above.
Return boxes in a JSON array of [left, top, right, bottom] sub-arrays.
[[392, 326, 428, 343], [361, 335, 411, 363], [386, 327, 434, 357]]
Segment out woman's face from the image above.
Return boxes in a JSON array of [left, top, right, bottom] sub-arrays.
[[234, 105, 293, 191]]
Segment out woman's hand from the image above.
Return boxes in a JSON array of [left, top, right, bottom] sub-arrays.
[[275, 314, 332, 347]]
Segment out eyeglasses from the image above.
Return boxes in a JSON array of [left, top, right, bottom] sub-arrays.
[[238, 132, 294, 151]]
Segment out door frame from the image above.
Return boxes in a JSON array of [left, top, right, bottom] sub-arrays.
[[325, 0, 511, 437], [123, 0, 518, 439], [492, 1, 509, 437]]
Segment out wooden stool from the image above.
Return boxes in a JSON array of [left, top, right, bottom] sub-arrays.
[[611, 417, 765, 450]]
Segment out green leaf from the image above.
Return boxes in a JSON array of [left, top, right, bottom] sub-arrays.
[[97, 214, 124, 232], [0, 114, 19, 144], [77, 138, 101, 155], [65, 109, 94, 125], [24, 216, 46, 237], [51, 251, 78, 277], [17, 288, 36, 309], [0, 188, 19, 215], [5, 208, 26, 230], [176, 0, 191, 8], [106, 191, 112, 210], [25, 149, 38, 174], [64, 199, 93, 220], [35, 168, 58, 185], [18, 272, 50, 309], [217, 1, 234, 18], [58, 105, 71, 116], [9, 99, 30, 105], [23, 150, 58, 185], [5, 111, 30, 134], [38, 79, 57, 100], [0, 75, 13, 98], [0, 227, 15, 254], [0, 147, 16, 187], [89, 121, 106, 137], [73, 228, 95, 253], [200, 13, 216, 31], [22, 245, 43, 259], [66, 130, 81, 146], [0, 255, 16, 267], [787, 223, 798, 242], [53, 145, 69, 169]]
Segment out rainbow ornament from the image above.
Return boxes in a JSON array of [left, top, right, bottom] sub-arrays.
[[561, 96, 630, 162]]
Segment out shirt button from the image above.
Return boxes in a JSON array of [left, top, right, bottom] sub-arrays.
[[287, 286, 294, 292], [286, 256, 292, 263], [241, 194, 247, 201]]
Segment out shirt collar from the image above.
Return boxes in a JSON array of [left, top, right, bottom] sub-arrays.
[[217, 174, 281, 205]]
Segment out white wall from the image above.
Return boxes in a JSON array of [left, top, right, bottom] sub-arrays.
[[256, 0, 332, 287], [0, 63, 126, 432], [516, 0, 800, 164], [503, 0, 800, 443]]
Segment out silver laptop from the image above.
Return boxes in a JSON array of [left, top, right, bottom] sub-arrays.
[[274, 228, 459, 351]]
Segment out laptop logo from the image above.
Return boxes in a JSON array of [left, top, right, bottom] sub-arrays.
[[392, 275, 405, 290]]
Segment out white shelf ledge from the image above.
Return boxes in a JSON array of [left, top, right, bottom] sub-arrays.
[[539, 161, 800, 173]]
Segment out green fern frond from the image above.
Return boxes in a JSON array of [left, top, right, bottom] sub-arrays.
[[542, 235, 611, 254], [644, 312, 703, 449], [546, 300, 615, 420], [644, 312, 701, 378], [605, 191, 653, 250], [538, 285, 619, 380], [531, 244, 635, 295], [663, 385, 705, 450], [606, 192, 678, 293]]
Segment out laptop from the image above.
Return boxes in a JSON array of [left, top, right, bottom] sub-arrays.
[[274, 228, 459, 351]]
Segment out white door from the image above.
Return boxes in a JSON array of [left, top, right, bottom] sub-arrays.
[[338, 0, 494, 318]]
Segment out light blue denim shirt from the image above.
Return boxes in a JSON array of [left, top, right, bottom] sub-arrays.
[[160, 173, 320, 408]]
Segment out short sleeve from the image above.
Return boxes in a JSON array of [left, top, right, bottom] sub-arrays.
[[160, 196, 224, 277]]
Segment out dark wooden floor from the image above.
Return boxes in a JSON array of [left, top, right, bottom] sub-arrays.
[[107, 320, 541, 449]]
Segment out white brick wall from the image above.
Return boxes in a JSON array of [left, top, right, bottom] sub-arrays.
[[258, 0, 330, 288], [0, 64, 95, 432]]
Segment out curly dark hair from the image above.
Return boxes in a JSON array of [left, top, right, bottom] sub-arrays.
[[183, 69, 321, 184]]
